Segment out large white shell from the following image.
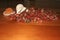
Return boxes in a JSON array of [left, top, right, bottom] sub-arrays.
[[16, 4, 26, 14]]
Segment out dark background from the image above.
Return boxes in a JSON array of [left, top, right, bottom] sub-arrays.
[[0, 0, 60, 9]]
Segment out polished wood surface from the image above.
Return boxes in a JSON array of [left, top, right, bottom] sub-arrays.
[[0, 15, 60, 40]]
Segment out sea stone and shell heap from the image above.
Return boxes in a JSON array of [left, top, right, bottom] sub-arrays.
[[3, 4, 58, 23]]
